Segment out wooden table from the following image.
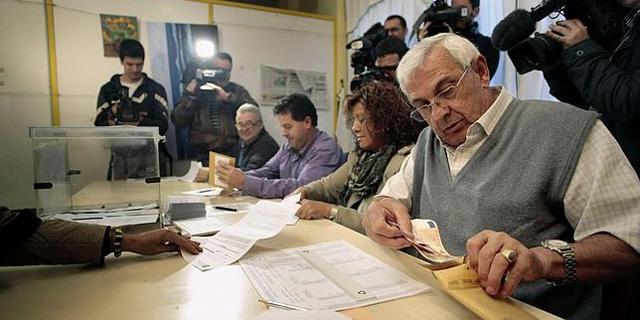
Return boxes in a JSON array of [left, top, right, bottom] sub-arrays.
[[0, 182, 560, 320]]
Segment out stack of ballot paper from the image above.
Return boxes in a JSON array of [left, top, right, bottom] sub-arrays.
[[173, 217, 227, 236], [164, 196, 206, 222], [52, 203, 159, 226]]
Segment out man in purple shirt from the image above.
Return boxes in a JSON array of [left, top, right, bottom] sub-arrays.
[[217, 94, 346, 198]]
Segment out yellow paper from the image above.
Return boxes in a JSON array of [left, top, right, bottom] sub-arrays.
[[432, 264, 538, 320], [208, 152, 235, 188]]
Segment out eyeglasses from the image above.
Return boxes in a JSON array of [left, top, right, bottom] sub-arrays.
[[410, 67, 470, 122], [234, 121, 259, 129]]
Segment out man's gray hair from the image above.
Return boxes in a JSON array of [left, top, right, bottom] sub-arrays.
[[236, 103, 262, 122], [396, 33, 480, 97]]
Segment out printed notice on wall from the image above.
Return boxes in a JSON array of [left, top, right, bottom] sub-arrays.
[[261, 65, 327, 110]]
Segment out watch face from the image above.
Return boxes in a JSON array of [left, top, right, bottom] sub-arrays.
[[546, 239, 569, 247]]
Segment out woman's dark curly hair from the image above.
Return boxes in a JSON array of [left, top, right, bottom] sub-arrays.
[[345, 81, 423, 149]]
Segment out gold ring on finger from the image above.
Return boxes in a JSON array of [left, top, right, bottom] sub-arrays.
[[500, 248, 517, 264]]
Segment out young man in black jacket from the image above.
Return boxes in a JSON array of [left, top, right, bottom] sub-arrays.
[[95, 39, 170, 179]]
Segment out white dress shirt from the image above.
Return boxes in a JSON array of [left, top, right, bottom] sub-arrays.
[[378, 87, 640, 252]]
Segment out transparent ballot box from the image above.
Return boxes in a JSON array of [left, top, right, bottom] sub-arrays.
[[30, 127, 162, 226]]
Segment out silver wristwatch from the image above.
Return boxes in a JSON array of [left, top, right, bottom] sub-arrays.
[[541, 239, 576, 286]]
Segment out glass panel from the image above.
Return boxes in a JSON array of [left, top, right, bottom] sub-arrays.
[[30, 127, 162, 226]]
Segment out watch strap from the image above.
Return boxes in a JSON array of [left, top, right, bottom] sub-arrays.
[[328, 205, 339, 221], [542, 240, 576, 286], [113, 228, 124, 258]]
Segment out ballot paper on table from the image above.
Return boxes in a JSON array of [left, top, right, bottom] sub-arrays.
[[173, 217, 227, 236], [248, 193, 301, 225], [157, 161, 203, 182], [182, 211, 288, 271], [253, 310, 350, 320], [240, 240, 431, 311], [52, 203, 159, 226], [177, 161, 203, 182], [181, 196, 301, 271]]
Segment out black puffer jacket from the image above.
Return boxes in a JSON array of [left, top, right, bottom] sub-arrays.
[[544, 11, 640, 174]]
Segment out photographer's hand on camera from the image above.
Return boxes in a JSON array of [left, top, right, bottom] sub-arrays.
[[185, 79, 198, 97], [546, 19, 590, 49], [105, 101, 120, 125], [418, 21, 454, 41], [185, 78, 231, 102]]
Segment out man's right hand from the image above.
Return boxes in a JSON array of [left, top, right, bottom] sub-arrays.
[[122, 229, 202, 255], [185, 79, 198, 95], [418, 21, 453, 41], [363, 197, 413, 249], [109, 101, 121, 115]]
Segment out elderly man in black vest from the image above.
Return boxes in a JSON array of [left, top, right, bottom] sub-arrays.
[[363, 33, 640, 319]]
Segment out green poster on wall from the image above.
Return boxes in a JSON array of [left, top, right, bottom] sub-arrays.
[[100, 14, 139, 57]]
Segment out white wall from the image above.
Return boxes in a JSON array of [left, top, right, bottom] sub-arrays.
[[0, 0, 51, 208], [53, 0, 209, 126], [0, 0, 336, 208], [0, 0, 211, 209], [212, 4, 335, 145]]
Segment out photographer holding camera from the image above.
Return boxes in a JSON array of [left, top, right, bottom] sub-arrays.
[[416, 0, 499, 78], [95, 39, 170, 179], [374, 37, 409, 84], [172, 52, 257, 164], [542, 0, 640, 175], [383, 15, 408, 41]]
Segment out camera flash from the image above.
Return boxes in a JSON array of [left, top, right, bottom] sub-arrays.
[[195, 40, 215, 58]]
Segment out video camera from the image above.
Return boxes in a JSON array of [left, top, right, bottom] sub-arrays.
[[492, 0, 629, 74], [195, 68, 229, 87], [411, 0, 470, 40], [346, 23, 387, 90], [348, 67, 397, 91], [194, 68, 228, 94], [107, 87, 140, 123]]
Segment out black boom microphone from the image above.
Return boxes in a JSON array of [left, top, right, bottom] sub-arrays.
[[491, 0, 567, 51], [491, 9, 536, 50]]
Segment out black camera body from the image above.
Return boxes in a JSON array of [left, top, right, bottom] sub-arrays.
[[107, 86, 140, 123], [348, 67, 396, 91], [412, 0, 470, 39], [501, 0, 629, 74], [347, 23, 387, 90], [195, 68, 229, 86]]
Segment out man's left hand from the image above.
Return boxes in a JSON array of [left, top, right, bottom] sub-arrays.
[[216, 162, 245, 188], [466, 230, 552, 298], [296, 200, 332, 220], [547, 19, 590, 49]]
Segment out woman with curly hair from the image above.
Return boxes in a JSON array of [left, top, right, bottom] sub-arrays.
[[295, 81, 423, 233]]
